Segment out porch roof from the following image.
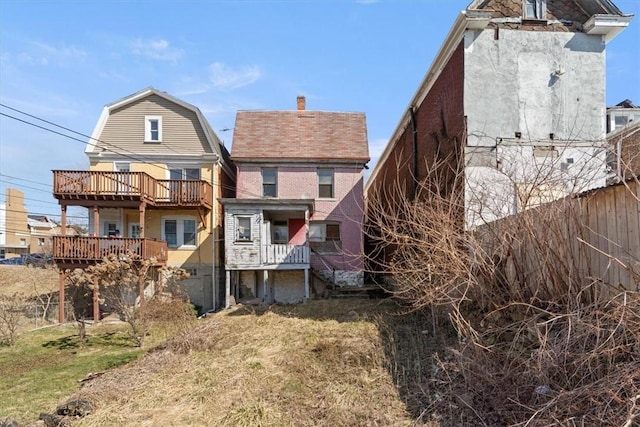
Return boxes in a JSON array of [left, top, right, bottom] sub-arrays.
[[219, 198, 314, 214]]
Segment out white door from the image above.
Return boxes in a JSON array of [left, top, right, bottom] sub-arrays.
[[114, 162, 131, 194]]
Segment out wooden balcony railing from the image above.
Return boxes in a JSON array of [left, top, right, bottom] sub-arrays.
[[262, 244, 309, 265], [53, 236, 168, 264], [53, 171, 156, 200], [52, 170, 212, 209], [155, 180, 212, 208]]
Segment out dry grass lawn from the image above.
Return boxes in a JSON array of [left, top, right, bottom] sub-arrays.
[[0, 265, 58, 297], [69, 299, 436, 427]]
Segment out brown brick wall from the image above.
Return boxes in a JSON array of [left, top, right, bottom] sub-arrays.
[[365, 41, 466, 273]]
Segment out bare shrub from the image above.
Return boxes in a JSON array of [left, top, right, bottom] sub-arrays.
[[65, 252, 189, 346], [0, 293, 27, 345], [365, 151, 640, 425]]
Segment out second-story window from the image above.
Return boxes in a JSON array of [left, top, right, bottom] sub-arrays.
[[262, 168, 277, 197], [523, 0, 546, 20], [169, 168, 201, 180], [318, 168, 334, 198], [145, 115, 162, 142]]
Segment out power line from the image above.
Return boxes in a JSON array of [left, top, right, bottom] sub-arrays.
[[0, 174, 52, 189], [0, 104, 367, 214], [0, 104, 225, 181], [0, 179, 55, 194]]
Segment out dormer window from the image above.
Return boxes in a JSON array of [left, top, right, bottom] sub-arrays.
[[145, 115, 162, 142], [523, 0, 546, 20]]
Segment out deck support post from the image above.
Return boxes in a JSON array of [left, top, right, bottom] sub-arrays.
[[58, 271, 65, 323], [92, 276, 100, 322], [60, 205, 67, 236], [304, 268, 310, 299], [263, 270, 270, 304], [93, 206, 99, 236], [225, 270, 231, 308], [139, 202, 146, 238]]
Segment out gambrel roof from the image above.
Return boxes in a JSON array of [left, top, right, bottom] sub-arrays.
[[84, 86, 234, 178]]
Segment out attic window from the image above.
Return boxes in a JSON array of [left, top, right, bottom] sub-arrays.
[[523, 0, 546, 20], [145, 115, 162, 143]]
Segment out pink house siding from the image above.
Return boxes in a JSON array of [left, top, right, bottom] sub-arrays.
[[236, 164, 364, 272], [224, 101, 369, 303]]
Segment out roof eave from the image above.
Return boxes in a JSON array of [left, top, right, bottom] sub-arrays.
[[584, 14, 633, 43]]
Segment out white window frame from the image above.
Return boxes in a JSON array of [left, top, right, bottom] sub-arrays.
[[161, 216, 198, 249], [523, 0, 546, 20], [235, 216, 252, 242], [145, 115, 163, 143], [38, 238, 45, 246], [317, 168, 335, 199]]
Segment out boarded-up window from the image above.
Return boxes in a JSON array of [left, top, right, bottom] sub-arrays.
[[309, 222, 341, 253]]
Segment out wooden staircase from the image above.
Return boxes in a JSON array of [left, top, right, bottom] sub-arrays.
[[309, 254, 387, 299]]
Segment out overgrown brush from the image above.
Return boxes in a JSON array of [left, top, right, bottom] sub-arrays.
[[366, 155, 640, 425]]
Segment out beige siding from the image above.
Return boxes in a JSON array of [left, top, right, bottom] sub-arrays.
[[99, 94, 213, 155]]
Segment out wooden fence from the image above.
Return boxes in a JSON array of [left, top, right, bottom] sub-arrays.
[[476, 180, 639, 299]]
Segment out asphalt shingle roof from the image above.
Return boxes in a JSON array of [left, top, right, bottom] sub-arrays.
[[231, 110, 369, 162]]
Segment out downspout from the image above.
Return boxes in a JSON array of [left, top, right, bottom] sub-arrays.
[[211, 159, 218, 311], [410, 107, 418, 199]]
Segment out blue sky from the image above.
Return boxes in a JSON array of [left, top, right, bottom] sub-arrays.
[[1, 0, 639, 225]]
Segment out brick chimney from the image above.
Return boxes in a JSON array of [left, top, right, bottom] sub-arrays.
[[297, 96, 306, 110]]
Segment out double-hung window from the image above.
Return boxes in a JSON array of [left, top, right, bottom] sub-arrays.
[[318, 168, 334, 199], [523, 0, 546, 20], [145, 116, 163, 142], [162, 217, 197, 248], [262, 168, 277, 197]]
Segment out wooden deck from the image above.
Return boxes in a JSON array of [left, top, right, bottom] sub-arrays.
[[53, 236, 168, 266], [53, 170, 212, 209]]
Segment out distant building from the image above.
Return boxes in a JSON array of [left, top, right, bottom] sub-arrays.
[[606, 99, 640, 134], [0, 188, 29, 259]]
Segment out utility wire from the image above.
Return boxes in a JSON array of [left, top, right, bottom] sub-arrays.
[[1, 104, 367, 215]]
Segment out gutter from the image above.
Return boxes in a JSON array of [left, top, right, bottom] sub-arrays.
[[583, 14, 633, 42]]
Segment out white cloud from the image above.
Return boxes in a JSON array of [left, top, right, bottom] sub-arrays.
[[209, 62, 262, 90], [5, 41, 87, 67], [31, 41, 86, 59], [130, 38, 184, 62]]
